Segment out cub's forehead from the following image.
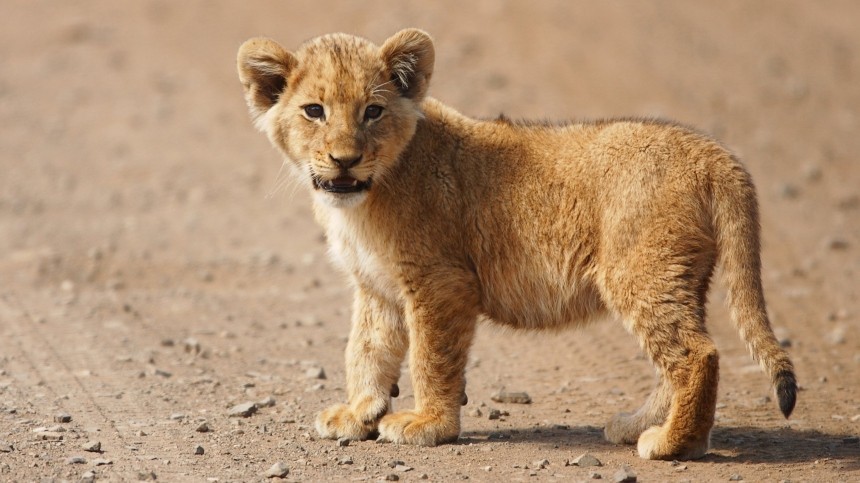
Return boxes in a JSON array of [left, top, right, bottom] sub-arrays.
[[293, 34, 388, 103]]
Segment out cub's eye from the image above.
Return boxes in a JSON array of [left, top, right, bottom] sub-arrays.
[[364, 105, 384, 121], [303, 104, 324, 119]]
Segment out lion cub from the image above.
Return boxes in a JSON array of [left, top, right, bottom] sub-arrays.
[[237, 29, 796, 460]]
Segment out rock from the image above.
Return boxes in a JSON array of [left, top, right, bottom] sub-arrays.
[[196, 422, 211, 433], [92, 458, 113, 466], [228, 402, 257, 418], [337, 437, 350, 447], [491, 390, 532, 404], [66, 456, 86, 464], [532, 459, 549, 469], [613, 465, 637, 482], [385, 475, 400, 481], [418, 474, 429, 480], [0, 442, 12, 452], [169, 412, 185, 420], [264, 462, 289, 478], [81, 471, 96, 483], [54, 412, 72, 423], [395, 464, 414, 472], [194, 445, 204, 455], [467, 407, 483, 417], [569, 453, 602, 467], [590, 472, 603, 480], [729, 475, 744, 481], [183, 338, 202, 354], [305, 367, 327, 379], [488, 408, 502, 420], [338, 456, 354, 465], [258, 396, 276, 408], [81, 440, 101, 452], [35, 431, 64, 441], [388, 460, 406, 468]]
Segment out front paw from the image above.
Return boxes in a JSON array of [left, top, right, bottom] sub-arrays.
[[377, 410, 460, 446], [315, 399, 387, 441]]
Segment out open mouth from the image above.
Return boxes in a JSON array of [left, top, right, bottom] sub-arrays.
[[313, 175, 372, 194]]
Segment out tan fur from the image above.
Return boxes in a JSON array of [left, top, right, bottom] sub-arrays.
[[237, 29, 797, 460]]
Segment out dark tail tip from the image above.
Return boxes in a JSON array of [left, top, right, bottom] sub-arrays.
[[775, 369, 797, 418]]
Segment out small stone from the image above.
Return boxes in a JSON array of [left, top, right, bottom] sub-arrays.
[[418, 474, 429, 480], [338, 456, 353, 465], [729, 475, 744, 481], [258, 396, 276, 408], [0, 442, 12, 452], [93, 458, 113, 466], [491, 390, 532, 404], [54, 412, 72, 423], [337, 437, 350, 447], [388, 460, 406, 468], [590, 472, 603, 480], [81, 471, 96, 483], [228, 402, 257, 418], [264, 462, 289, 478], [35, 431, 64, 441], [184, 338, 202, 354], [532, 459, 549, 469], [482, 466, 492, 472], [196, 422, 211, 433], [305, 367, 326, 379], [613, 465, 637, 482], [569, 453, 602, 467], [488, 408, 502, 420], [66, 456, 87, 464], [385, 475, 400, 481], [395, 464, 413, 472], [81, 440, 101, 452], [467, 407, 482, 417], [169, 412, 185, 421]]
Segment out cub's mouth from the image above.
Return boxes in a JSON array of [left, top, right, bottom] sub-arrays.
[[312, 175, 372, 194]]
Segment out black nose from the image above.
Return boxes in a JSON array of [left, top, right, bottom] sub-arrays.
[[329, 153, 362, 169]]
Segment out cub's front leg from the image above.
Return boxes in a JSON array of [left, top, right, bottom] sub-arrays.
[[315, 290, 407, 441], [378, 286, 478, 446]]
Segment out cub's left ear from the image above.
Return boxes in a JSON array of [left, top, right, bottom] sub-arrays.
[[380, 29, 435, 101], [237, 37, 298, 128]]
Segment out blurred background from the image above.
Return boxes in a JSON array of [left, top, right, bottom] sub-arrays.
[[1, 1, 858, 480]]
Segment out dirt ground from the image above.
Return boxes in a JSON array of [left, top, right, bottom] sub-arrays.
[[1, 1, 859, 481]]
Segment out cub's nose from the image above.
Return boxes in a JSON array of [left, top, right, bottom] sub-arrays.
[[329, 153, 363, 169]]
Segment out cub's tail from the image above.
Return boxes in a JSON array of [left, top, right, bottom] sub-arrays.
[[711, 155, 797, 418]]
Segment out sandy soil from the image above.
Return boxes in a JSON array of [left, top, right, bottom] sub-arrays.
[[1, 1, 859, 481]]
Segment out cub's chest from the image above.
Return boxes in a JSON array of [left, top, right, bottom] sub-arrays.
[[324, 211, 401, 301]]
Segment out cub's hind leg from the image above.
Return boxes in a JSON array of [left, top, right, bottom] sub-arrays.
[[316, 290, 407, 441], [604, 372, 672, 444]]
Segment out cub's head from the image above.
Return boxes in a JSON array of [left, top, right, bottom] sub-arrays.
[[237, 29, 434, 208]]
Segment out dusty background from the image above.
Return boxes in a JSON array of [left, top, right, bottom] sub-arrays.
[[1, 1, 859, 481]]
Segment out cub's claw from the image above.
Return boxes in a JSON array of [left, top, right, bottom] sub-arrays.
[[377, 410, 460, 446], [315, 399, 388, 441]]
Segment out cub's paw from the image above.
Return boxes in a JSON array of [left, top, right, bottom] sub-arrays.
[[315, 401, 386, 441], [604, 412, 644, 444], [636, 425, 709, 461], [377, 410, 460, 446]]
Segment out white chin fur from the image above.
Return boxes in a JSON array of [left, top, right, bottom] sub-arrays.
[[313, 189, 369, 209]]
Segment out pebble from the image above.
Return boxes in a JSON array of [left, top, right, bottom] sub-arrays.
[[467, 407, 483, 417], [54, 412, 72, 423], [81, 440, 101, 452], [417, 474, 429, 479], [305, 367, 327, 380], [590, 472, 603, 480], [81, 471, 96, 483], [729, 475, 744, 481], [613, 465, 637, 482], [395, 464, 414, 472], [66, 456, 86, 464], [532, 459, 549, 469], [337, 437, 350, 447], [388, 460, 406, 468], [568, 453, 602, 467], [169, 413, 186, 421], [264, 462, 289, 478], [228, 402, 258, 418], [491, 390, 532, 404], [92, 458, 113, 466], [385, 475, 399, 481], [0, 442, 12, 452], [338, 456, 353, 465], [258, 396, 277, 408], [35, 431, 64, 441], [196, 422, 211, 433], [194, 444, 205, 455]]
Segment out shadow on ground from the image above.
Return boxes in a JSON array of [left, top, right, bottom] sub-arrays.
[[462, 425, 860, 468]]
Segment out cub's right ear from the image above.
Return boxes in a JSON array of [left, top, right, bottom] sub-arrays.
[[237, 38, 297, 128]]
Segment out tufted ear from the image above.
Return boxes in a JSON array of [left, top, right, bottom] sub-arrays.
[[237, 38, 298, 128], [380, 29, 435, 101]]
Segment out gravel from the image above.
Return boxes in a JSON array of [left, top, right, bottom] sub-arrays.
[[228, 401, 258, 418], [264, 462, 289, 478]]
